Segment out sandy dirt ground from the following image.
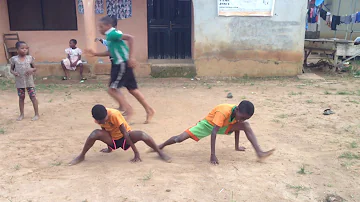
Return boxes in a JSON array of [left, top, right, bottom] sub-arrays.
[[0, 76, 359, 202]]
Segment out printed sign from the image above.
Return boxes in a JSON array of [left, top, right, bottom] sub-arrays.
[[218, 0, 276, 17]]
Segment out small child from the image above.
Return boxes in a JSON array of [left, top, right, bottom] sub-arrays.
[[10, 41, 39, 121], [86, 16, 155, 124], [69, 104, 171, 165], [157, 101, 275, 165], [61, 39, 85, 82]]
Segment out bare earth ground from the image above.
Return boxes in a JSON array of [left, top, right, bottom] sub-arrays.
[[0, 76, 359, 202]]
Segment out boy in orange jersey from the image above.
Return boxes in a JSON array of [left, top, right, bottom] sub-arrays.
[[158, 100, 274, 165], [70, 104, 170, 165]]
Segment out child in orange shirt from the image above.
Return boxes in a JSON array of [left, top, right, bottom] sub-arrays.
[[158, 100, 274, 165], [69, 104, 170, 165]]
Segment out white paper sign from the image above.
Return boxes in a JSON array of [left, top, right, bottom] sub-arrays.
[[218, 0, 276, 17]]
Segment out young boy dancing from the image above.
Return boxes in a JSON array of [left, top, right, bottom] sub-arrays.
[[158, 100, 275, 165], [86, 16, 155, 124], [69, 104, 171, 165]]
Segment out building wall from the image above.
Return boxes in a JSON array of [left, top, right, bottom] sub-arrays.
[[0, 0, 147, 65], [319, 0, 360, 40], [0, 0, 10, 64], [193, 0, 307, 77]]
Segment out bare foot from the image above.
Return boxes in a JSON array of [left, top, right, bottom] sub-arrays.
[[69, 155, 85, 166], [31, 115, 39, 121], [159, 152, 172, 163], [144, 108, 155, 124], [17, 114, 24, 121], [125, 110, 134, 123], [257, 149, 275, 162], [236, 146, 246, 151], [117, 107, 125, 113], [100, 148, 112, 153]]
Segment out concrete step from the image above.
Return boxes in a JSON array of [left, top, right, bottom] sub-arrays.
[[150, 60, 196, 78], [0, 62, 151, 79]]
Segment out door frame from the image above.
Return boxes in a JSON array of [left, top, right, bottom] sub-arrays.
[[146, 0, 194, 60]]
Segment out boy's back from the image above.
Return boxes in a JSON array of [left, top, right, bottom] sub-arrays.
[[205, 104, 237, 127], [100, 108, 131, 140]]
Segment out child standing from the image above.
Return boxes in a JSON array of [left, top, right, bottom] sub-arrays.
[[61, 39, 85, 82], [10, 41, 39, 121], [69, 104, 171, 165], [86, 16, 155, 124]]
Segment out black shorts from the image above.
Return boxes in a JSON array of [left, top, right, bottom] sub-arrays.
[[108, 137, 131, 151], [109, 62, 138, 90]]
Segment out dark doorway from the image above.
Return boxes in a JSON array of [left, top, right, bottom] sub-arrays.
[[147, 0, 192, 59]]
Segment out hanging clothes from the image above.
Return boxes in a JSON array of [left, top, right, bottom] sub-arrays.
[[95, 0, 104, 14], [356, 12, 360, 23], [106, 0, 132, 20], [331, 16, 341, 30], [307, 9, 312, 23], [326, 12, 331, 26], [310, 7, 317, 23], [351, 13, 357, 23], [78, 0, 104, 14], [344, 15, 352, 24], [78, 0, 84, 14], [320, 9, 327, 21], [340, 16, 346, 23]]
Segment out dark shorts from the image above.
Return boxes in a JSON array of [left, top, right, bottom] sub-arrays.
[[17, 87, 36, 98], [109, 62, 138, 90], [108, 137, 131, 151]]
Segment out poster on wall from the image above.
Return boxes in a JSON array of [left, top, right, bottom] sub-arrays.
[[218, 0, 276, 17]]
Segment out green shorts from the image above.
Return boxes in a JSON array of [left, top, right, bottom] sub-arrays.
[[185, 120, 233, 141]]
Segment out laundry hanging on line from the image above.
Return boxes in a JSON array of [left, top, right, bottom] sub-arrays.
[[77, 0, 105, 14], [315, 8, 360, 31], [106, 0, 132, 20]]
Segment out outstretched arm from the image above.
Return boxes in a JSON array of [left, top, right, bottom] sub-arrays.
[[119, 124, 141, 162], [210, 125, 220, 165], [243, 122, 275, 159], [84, 49, 110, 57]]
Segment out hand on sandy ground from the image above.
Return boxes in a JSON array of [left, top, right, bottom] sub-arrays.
[[130, 155, 142, 163], [159, 152, 172, 163], [100, 148, 112, 153]]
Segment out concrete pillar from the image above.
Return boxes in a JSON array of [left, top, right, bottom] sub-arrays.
[[83, 0, 97, 66]]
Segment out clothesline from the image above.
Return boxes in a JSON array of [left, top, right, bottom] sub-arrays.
[[307, 6, 360, 31], [77, 0, 132, 20], [320, 8, 360, 30]]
